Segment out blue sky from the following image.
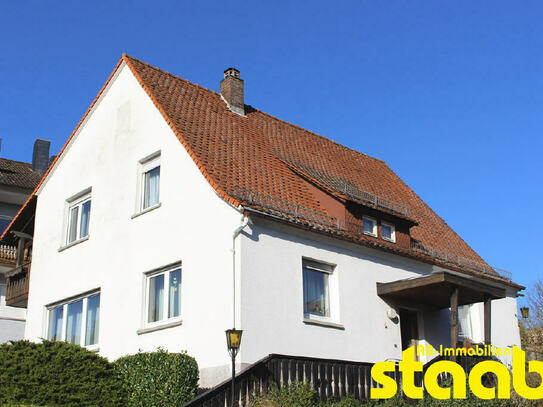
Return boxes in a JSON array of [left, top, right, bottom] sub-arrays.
[[1, 2, 541, 296]]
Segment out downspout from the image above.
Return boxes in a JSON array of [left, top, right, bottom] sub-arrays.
[[232, 214, 249, 328]]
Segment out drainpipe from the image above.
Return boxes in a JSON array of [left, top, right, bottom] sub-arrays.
[[232, 215, 249, 328]]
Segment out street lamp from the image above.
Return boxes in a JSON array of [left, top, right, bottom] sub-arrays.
[[520, 307, 530, 319], [226, 328, 243, 407]]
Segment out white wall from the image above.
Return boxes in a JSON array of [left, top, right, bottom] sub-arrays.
[[238, 218, 435, 365], [25, 63, 241, 387], [238, 218, 521, 367], [0, 274, 26, 342]]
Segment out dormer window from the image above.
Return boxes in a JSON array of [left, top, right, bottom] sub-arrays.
[[362, 216, 377, 237], [381, 222, 396, 243]]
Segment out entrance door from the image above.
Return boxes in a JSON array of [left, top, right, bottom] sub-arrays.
[[400, 309, 419, 352]]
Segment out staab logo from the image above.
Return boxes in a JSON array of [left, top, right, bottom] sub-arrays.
[[370, 346, 543, 400]]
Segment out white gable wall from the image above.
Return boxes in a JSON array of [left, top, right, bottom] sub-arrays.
[[25, 63, 242, 386]]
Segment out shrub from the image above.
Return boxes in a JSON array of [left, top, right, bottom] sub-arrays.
[[0, 340, 126, 407], [113, 348, 199, 407], [252, 382, 317, 407]]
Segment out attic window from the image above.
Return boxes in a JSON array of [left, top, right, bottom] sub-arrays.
[[362, 216, 377, 237], [381, 222, 396, 243]]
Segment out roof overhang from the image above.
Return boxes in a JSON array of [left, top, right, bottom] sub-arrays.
[[377, 271, 507, 309]]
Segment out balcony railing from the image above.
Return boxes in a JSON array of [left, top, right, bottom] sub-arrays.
[[0, 244, 17, 262], [6, 263, 30, 308]]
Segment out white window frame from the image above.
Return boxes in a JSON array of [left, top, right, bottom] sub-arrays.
[[45, 290, 100, 351], [381, 221, 396, 243], [137, 151, 161, 214], [144, 264, 182, 328], [302, 259, 338, 325], [362, 216, 377, 237], [64, 189, 92, 247]]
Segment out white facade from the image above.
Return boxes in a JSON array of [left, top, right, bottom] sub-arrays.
[[23, 62, 522, 388]]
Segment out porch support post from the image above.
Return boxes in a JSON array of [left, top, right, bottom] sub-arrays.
[[16, 237, 25, 267], [450, 285, 459, 361], [484, 295, 492, 345]]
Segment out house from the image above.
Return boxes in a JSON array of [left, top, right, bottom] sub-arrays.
[[0, 139, 49, 342], [1, 55, 523, 388]]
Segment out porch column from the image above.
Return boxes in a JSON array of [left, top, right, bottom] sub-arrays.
[[450, 285, 459, 361], [16, 237, 25, 267], [484, 295, 492, 345]]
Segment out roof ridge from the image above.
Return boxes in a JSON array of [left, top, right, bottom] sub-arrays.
[[0, 158, 32, 167], [122, 54, 219, 97], [249, 107, 386, 164], [122, 54, 385, 165]]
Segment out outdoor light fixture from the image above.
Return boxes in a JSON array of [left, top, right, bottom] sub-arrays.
[[520, 307, 530, 319], [226, 328, 243, 407]]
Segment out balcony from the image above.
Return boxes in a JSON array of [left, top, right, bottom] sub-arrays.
[[6, 263, 30, 308]]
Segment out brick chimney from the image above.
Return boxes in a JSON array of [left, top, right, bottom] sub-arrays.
[[220, 68, 244, 116], [32, 139, 51, 174]]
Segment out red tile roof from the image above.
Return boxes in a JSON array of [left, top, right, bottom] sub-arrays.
[[1, 55, 520, 288]]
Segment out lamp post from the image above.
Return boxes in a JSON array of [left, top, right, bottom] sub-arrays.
[[520, 307, 530, 319], [225, 328, 243, 407]]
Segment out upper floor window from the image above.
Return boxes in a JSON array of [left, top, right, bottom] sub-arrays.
[[302, 259, 334, 319], [139, 152, 161, 212], [66, 189, 91, 245], [381, 222, 396, 243], [362, 216, 377, 237], [145, 263, 182, 326], [47, 291, 100, 349]]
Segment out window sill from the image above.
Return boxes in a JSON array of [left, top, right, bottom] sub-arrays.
[[137, 318, 183, 335], [131, 203, 161, 219], [382, 238, 396, 244], [85, 345, 99, 353], [303, 318, 344, 330], [58, 236, 89, 252]]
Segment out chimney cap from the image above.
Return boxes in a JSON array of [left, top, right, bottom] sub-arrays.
[[224, 67, 240, 79]]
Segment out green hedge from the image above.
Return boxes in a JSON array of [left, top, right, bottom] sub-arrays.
[[252, 382, 542, 407], [0, 340, 126, 407], [113, 348, 199, 407]]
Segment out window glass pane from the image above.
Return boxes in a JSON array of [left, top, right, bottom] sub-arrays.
[[363, 218, 375, 235], [143, 166, 160, 209], [48, 306, 63, 341], [148, 274, 164, 322], [85, 294, 100, 346], [382, 225, 392, 240], [458, 305, 472, 341], [303, 268, 329, 317], [79, 200, 91, 239], [66, 300, 83, 345], [0, 217, 13, 234], [168, 269, 182, 318], [68, 206, 79, 243]]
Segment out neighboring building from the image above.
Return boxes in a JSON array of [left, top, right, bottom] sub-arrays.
[[1, 55, 524, 388], [0, 140, 49, 342]]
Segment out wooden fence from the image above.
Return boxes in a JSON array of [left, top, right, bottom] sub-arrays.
[[183, 352, 493, 407]]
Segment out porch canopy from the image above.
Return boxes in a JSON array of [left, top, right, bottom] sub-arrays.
[[377, 271, 507, 349]]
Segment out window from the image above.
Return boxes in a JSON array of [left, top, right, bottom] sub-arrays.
[[458, 305, 473, 342], [66, 191, 91, 245], [145, 266, 182, 325], [381, 222, 396, 243], [302, 259, 333, 319], [47, 291, 100, 349], [139, 153, 161, 212], [362, 216, 377, 237]]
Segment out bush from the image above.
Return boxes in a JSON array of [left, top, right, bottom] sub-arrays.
[[0, 340, 126, 407], [113, 348, 199, 407], [252, 382, 317, 407]]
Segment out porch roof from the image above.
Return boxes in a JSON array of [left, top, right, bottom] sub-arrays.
[[376, 271, 507, 309]]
